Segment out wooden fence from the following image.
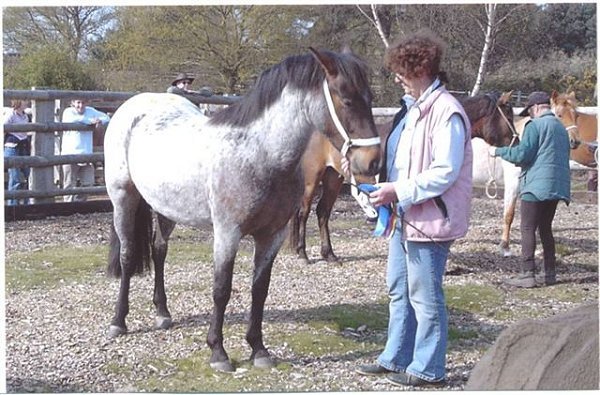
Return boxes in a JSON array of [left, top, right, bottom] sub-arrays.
[[3, 89, 240, 204], [3, 88, 598, 205]]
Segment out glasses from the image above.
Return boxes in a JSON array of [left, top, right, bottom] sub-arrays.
[[181, 81, 192, 85]]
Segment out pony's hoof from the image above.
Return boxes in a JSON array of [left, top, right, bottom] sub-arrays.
[[154, 316, 172, 330], [500, 248, 513, 257], [108, 325, 127, 338], [210, 360, 235, 373], [253, 355, 275, 369]]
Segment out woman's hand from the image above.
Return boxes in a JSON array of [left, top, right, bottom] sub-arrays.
[[368, 182, 397, 207]]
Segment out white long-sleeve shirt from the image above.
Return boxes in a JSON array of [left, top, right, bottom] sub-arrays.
[[61, 106, 110, 155]]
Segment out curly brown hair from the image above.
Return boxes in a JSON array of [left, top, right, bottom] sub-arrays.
[[384, 29, 446, 80]]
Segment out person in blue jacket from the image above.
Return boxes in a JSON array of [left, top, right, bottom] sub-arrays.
[[490, 91, 571, 287]]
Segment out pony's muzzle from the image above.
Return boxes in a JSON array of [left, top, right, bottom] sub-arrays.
[[350, 145, 381, 177]]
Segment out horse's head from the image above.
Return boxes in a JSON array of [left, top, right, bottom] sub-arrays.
[[551, 90, 581, 147], [309, 46, 381, 177], [462, 91, 518, 147]]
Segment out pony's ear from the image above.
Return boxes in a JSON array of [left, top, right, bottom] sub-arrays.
[[309, 46, 338, 78], [551, 90, 558, 102], [340, 44, 354, 55], [500, 91, 513, 104], [568, 91, 576, 99]]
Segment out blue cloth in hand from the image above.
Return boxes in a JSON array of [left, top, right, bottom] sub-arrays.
[[358, 184, 395, 237]]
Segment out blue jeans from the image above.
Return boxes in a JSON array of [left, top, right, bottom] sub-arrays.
[[377, 225, 451, 382], [4, 145, 31, 206]]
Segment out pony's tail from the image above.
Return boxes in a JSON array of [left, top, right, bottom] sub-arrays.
[[107, 198, 153, 278], [288, 209, 301, 254]]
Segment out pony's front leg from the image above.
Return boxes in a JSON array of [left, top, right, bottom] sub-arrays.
[[500, 161, 520, 257], [152, 215, 176, 330], [207, 228, 241, 372], [246, 229, 287, 368]]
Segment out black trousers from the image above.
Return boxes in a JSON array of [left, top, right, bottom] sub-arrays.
[[520, 199, 559, 273]]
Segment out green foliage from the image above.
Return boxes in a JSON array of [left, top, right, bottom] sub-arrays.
[[4, 45, 100, 90], [482, 49, 597, 104], [3, 4, 596, 104]]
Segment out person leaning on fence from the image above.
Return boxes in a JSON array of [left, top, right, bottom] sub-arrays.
[[4, 99, 33, 206], [490, 91, 571, 287], [60, 98, 110, 202]]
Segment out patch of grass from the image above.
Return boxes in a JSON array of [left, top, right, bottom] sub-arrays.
[[448, 326, 479, 342], [445, 284, 505, 316], [139, 350, 297, 392], [308, 303, 389, 332], [555, 243, 574, 257], [5, 245, 108, 291], [4, 239, 252, 293]]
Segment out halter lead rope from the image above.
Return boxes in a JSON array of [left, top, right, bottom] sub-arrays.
[[485, 105, 519, 198], [322, 79, 381, 158]]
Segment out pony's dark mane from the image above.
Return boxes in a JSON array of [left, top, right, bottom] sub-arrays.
[[210, 50, 371, 128], [458, 92, 499, 121]]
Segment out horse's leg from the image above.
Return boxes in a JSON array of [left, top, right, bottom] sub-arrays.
[[107, 188, 151, 338], [152, 214, 176, 330], [316, 168, 344, 264], [500, 161, 520, 257], [207, 226, 242, 372], [246, 228, 288, 368], [295, 177, 320, 265]]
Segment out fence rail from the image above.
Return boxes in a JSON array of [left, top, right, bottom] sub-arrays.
[[3, 89, 598, 205]]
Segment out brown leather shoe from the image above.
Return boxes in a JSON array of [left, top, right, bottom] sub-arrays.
[[355, 364, 392, 376], [386, 371, 446, 388]]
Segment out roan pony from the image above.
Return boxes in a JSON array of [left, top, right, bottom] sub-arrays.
[[290, 91, 517, 264], [103, 47, 381, 372]]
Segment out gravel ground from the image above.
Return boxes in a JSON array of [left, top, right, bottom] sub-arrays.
[[4, 193, 598, 392]]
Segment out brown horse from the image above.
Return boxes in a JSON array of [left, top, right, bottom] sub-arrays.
[[290, 91, 517, 264], [551, 90, 597, 167]]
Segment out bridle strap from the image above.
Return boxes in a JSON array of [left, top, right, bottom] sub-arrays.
[[323, 79, 380, 157], [496, 105, 519, 148]]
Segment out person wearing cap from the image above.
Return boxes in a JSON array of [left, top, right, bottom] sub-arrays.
[[167, 72, 195, 95], [490, 91, 571, 287], [61, 98, 110, 202]]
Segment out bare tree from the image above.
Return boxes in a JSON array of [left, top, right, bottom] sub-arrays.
[[470, 3, 528, 96], [3, 6, 115, 60], [356, 4, 391, 48]]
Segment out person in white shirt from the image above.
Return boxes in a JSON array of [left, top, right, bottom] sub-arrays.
[[60, 99, 110, 202]]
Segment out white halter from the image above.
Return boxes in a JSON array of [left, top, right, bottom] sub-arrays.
[[322, 79, 381, 157]]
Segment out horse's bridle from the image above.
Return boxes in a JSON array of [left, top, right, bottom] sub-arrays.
[[485, 105, 518, 199], [322, 79, 381, 157], [495, 105, 519, 148]]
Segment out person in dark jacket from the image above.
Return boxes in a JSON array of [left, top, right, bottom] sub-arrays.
[[491, 91, 571, 287]]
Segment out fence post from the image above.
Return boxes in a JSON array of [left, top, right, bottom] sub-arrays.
[[30, 87, 56, 204]]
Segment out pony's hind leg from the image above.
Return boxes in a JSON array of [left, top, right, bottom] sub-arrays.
[[246, 228, 288, 368], [107, 189, 153, 338], [152, 214, 176, 330]]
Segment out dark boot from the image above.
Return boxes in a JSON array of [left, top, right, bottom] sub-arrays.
[[504, 271, 536, 288], [536, 259, 557, 286]]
